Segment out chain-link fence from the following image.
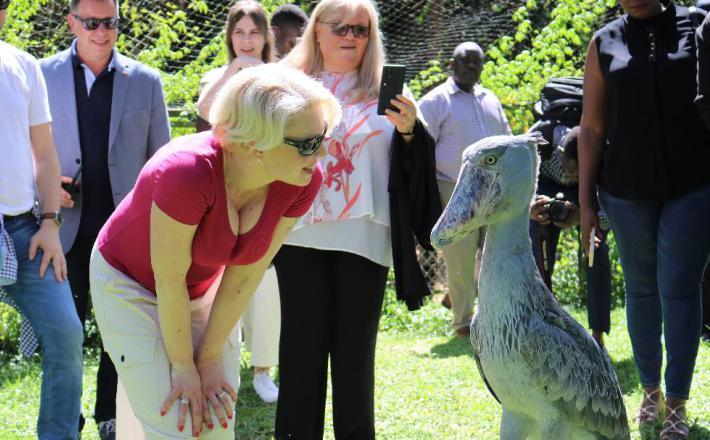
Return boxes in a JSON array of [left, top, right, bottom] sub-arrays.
[[417, 246, 448, 293], [16, 1, 573, 79]]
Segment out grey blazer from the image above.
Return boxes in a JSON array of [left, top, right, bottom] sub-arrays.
[[40, 45, 171, 251]]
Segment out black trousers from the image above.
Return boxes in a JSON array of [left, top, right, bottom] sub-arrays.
[[273, 246, 389, 440], [66, 234, 118, 424]]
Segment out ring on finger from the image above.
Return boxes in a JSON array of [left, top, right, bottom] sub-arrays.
[[217, 390, 230, 400], [178, 397, 189, 406]]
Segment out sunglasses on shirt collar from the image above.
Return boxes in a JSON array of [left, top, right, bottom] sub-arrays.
[[283, 123, 328, 156], [0, 0, 10, 10], [72, 14, 120, 31], [319, 21, 370, 39]]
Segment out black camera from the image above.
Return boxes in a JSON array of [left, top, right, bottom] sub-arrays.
[[547, 192, 569, 223]]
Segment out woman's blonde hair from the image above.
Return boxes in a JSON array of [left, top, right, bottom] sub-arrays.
[[281, 0, 385, 102], [225, 0, 274, 63], [210, 63, 342, 151]]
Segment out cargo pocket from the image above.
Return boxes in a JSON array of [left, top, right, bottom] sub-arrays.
[[105, 334, 162, 423]]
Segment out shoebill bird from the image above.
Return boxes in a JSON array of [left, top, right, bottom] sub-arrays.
[[431, 133, 629, 440]]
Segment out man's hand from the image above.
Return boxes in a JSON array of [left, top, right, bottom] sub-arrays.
[[552, 202, 580, 229], [60, 176, 75, 209], [530, 195, 551, 225], [29, 221, 67, 281]]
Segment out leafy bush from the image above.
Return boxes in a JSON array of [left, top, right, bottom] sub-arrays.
[[408, 60, 448, 101], [551, 229, 625, 310], [0, 303, 21, 353], [379, 275, 451, 336]]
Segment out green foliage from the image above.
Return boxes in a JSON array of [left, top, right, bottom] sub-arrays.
[[478, 0, 618, 133], [0, 0, 293, 126], [551, 229, 626, 310], [0, 303, 21, 353], [379, 276, 450, 337], [407, 59, 448, 101], [0, 0, 51, 51]]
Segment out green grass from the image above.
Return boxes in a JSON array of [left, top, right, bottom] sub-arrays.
[[1, 303, 709, 439]]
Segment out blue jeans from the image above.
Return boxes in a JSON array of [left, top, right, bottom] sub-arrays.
[[3, 215, 83, 439], [598, 184, 710, 399]]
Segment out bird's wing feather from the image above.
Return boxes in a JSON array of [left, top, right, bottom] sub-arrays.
[[470, 321, 501, 404], [520, 306, 630, 440]]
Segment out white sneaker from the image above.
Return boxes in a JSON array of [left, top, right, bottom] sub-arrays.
[[252, 372, 279, 403]]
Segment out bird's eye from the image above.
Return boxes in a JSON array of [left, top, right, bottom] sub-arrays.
[[485, 155, 497, 166]]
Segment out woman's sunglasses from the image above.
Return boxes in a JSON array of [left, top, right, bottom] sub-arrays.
[[0, 0, 11, 10], [72, 14, 120, 31], [319, 21, 370, 39], [283, 124, 328, 156]]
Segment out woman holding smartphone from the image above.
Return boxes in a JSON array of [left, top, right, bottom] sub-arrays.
[[275, 0, 433, 438]]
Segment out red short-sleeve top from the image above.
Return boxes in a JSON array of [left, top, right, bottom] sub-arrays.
[[96, 131, 322, 299]]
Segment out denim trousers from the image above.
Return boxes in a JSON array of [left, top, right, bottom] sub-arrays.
[[3, 215, 84, 439], [598, 184, 710, 399]]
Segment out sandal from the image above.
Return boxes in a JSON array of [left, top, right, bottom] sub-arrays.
[[634, 387, 663, 424], [661, 403, 690, 440]]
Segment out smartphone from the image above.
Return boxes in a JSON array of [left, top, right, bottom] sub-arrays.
[[377, 64, 407, 115], [61, 166, 82, 196]]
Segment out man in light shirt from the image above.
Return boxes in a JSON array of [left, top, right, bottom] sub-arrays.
[[419, 41, 511, 337], [0, 1, 84, 438]]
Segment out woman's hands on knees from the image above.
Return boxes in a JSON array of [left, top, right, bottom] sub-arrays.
[[197, 355, 238, 433], [161, 362, 203, 437]]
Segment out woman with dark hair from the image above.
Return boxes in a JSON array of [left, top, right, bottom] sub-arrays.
[[196, 0, 274, 131], [196, 0, 284, 405], [579, 1, 710, 438]]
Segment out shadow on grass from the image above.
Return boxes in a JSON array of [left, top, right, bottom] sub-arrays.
[[427, 335, 474, 359]]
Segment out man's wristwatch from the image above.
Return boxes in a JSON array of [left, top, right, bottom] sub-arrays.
[[40, 211, 64, 228]]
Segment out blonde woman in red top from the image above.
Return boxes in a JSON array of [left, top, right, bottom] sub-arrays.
[[89, 63, 340, 439]]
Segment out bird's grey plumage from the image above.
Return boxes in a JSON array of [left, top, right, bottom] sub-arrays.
[[431, 133, 629, 440]]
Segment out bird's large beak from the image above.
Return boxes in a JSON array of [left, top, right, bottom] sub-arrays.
[[431, 163, 486, 249]]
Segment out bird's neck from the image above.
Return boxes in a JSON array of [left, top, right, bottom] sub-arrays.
[[479, 211, 547, 308]]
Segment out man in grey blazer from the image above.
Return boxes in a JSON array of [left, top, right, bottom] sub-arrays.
[[40, 0, 170, 438]]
